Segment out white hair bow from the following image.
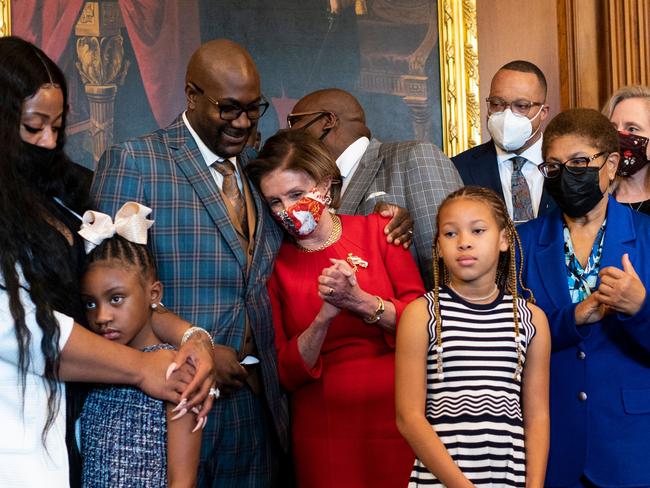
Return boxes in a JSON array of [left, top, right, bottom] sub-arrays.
[[78, 202, 154, 254]]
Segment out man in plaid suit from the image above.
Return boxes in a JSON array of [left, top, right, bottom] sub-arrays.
[[288, 88, 463, 288], [91, 39, 288, 487]]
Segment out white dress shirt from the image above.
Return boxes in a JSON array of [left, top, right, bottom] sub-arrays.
[[183, 112, 243, 192], [336, 137, 370, 195], [495, 136, 544, 219]]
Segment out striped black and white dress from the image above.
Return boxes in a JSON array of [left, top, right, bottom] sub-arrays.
[[408, 286, 536, 487]]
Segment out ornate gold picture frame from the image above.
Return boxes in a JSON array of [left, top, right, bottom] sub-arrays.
[[0, 1, 9, 37]]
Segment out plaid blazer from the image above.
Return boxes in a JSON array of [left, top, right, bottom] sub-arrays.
[[90, 115, 289, 450], [338, 138, 463, 288]]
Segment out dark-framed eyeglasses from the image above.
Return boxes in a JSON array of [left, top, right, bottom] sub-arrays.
[[190, 82, 269, 121], [539, 151, 609, 178], [286, 111, 330, 129], [486, 96, 544, 117]]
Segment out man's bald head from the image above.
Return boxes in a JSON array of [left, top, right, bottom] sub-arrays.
[[186, 39, 259, 92], [291, 88, 371, 159], [185, 39, 262, 158]]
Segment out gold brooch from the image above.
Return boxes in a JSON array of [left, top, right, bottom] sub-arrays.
[[346, 253, 368, 271]]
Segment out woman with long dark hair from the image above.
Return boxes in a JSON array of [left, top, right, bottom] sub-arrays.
[[0, 36, 215, 486]]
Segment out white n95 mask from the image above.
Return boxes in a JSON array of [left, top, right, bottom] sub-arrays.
[[487, 106, 543, 152]]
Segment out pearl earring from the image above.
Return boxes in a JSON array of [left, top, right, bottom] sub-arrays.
[[150, 303, 158, 310]]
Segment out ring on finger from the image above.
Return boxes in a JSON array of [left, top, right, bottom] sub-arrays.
[[328, 287, 334, 296], [209, 387, 220, 400]]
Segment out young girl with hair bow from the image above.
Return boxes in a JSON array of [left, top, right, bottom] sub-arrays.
[[77, 202, 202, 488]]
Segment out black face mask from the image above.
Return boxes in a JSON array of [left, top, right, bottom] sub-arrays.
[[21, 141, 62, 194], [544, 167, 606, 218]]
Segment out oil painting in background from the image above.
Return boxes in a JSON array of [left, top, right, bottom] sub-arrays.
[[13, 0, 442, 169]]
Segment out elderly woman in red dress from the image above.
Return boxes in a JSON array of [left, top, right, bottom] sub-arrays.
[[247, 130, 424, 487]]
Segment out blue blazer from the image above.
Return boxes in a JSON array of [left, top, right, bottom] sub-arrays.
[[452, 140, 556, 217], [518, 197, 650, 487]]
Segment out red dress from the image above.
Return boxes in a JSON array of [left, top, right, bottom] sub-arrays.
[[269, 214, 425, 487]]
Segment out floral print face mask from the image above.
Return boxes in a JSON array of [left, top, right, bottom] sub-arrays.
[[273, 187, 329, 237]]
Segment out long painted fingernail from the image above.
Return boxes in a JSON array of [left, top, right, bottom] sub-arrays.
[[171, 408, 187, 421], [172, 398, 187, 413], [201, 417, 208, 430], [192, 416, 203, 433], [165, 362, 178, 380], [191, 406, 201, 415]]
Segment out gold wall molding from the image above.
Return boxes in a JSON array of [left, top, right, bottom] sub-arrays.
[[438, 0, 480, 157], [0, 0, 10, 36]]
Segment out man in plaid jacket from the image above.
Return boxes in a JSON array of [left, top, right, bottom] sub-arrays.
[[91, 39, 288, 487], [288, 88, 463, 288]]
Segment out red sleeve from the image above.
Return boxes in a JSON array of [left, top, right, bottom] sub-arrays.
[[372, 214, 425, 324], [269, 270, 323, 392]]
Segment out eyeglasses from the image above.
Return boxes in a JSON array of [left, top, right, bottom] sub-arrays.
[[486, 97, 544, 117], [286, 111, 330, 129], [190, 82, 269, 121], [539, 151, 609, 178]]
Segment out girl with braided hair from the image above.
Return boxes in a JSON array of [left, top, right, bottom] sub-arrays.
[[78, 203, 201, 487], [396, 186, 550, 487]]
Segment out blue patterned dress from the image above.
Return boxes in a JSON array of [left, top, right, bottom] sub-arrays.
[[80, 344, 173, 487]]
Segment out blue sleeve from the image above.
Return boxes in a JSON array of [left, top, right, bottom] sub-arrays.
[[517, 220, 590, 352]]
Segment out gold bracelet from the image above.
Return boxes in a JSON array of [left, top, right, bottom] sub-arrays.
[[181, 326, 214, 347], [363, 296, 385, 324]]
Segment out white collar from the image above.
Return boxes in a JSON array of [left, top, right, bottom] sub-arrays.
[[182, 111, 236, 167], [495, 135, 543, 166], [336, 137, 370, 178]]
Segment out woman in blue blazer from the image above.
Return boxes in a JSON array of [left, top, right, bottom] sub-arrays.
[[518, 109, 650, 487]]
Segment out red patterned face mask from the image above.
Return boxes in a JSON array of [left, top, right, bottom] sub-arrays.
[[273, 188, 329, 238]]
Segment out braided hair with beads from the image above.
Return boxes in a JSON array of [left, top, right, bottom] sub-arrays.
[[431, 186, 534, 381]]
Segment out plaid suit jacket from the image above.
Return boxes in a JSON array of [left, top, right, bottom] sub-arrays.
[[338, 138, 463, 289], [90, 115, 289, 450]]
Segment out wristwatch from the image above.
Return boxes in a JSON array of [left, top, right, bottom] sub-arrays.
[[363, 295, 385, 324]]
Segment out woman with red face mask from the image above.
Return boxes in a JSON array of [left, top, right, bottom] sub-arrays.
[[602, 85, 650, 215], [246, 130, 425, 488]]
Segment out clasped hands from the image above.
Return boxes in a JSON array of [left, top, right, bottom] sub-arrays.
[[576, 253, 646, 325], [317, 258, 377, 320]]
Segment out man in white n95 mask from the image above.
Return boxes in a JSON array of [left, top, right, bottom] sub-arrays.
[[452, 60, 557, 223]]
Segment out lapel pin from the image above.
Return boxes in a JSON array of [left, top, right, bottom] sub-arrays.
[[346, 253, 368, 272]]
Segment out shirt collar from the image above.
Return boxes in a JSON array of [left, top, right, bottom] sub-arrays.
[[336, 137, 370, 178], [495, 135, 543, 166], [182, 111, 236, 167]]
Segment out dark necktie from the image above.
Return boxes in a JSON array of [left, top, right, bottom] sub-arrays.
[[511, 156, 534, 222], [212, 159, 247, 232]]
